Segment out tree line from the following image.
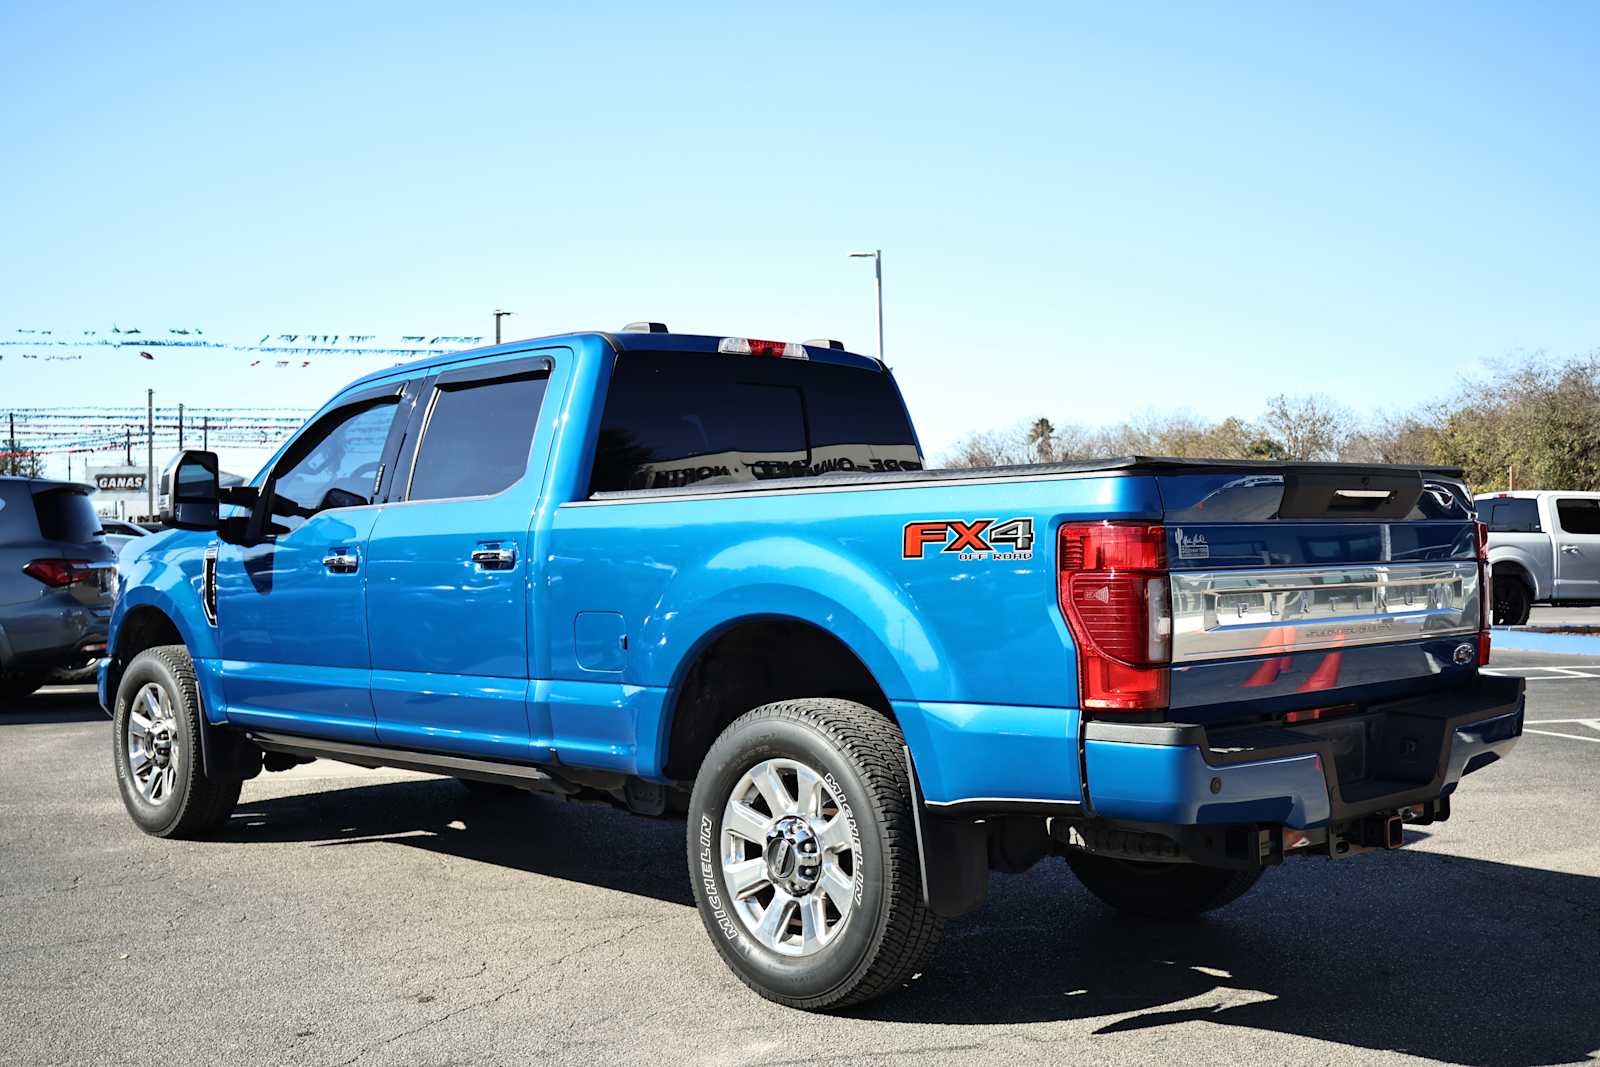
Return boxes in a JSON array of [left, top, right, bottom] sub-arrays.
[[943, 350, 1600, 493]]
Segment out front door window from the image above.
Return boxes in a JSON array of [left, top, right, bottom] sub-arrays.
[[270, 400, 399, 533]]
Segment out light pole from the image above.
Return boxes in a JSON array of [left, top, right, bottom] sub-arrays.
[[146, 389, 154, 519], [493, 309, 514, 345], [848, 249, 883, 362]]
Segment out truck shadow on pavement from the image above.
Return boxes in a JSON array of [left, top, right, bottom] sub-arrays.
[[221, 778, 1600, 1067], [220, 778, 697, 907]]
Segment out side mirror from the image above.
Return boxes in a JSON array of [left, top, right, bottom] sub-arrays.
[[160, 450, 221, 531]]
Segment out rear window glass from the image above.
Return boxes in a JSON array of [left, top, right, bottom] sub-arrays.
[[590, 353, 922, 493], [409, 373, 549, 501], [1556, 498, 1600, 535], [1483, 498, 1542, 533], [33, 488, 104, 543]]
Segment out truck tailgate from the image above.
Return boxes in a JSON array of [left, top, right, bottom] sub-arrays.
[[1155, 465, 1483, 725]]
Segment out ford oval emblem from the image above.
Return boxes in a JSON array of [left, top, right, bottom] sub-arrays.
[[1453, 642, 1475, 666]]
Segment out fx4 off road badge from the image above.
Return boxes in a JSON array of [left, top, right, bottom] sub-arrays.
[[902, 518, 1035, 561]]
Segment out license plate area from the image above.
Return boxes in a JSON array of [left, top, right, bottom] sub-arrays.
[[1210, 708, 1449, 799]]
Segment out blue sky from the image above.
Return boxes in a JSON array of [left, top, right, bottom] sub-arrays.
[[3, 3, 1598, 479]]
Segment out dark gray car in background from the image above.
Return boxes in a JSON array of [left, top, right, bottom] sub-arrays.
[[0, 478, 116, 701]]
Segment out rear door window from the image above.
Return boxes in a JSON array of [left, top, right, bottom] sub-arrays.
[[32, 488, 104, 544], [407, 370, 549, 502], [1484, 498, 1542, 533], [1556, 498, 1600, 535], [590, 352, 921, 493]]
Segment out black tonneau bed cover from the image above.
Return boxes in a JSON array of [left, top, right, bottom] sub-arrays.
[[586, 455, 1467, 503]]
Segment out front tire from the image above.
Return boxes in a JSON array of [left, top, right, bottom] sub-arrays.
[[686, 699, 942, 1010], [1065, 850, 1265, 918], [113, 645, 241, 838]]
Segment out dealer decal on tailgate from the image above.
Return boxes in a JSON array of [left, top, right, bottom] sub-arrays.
[[902, 518, 1035, 561]]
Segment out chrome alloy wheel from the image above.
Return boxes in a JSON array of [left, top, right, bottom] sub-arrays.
[[127, 682, 179, 805], [720, 757, 859, 956]]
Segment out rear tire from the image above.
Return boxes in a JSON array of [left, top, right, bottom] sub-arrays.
[[686, 698, 942, 1010], [0, 670, 49, 703], [112, 645, 242, 838], [1064, 850, 1265, 918], [1492, 572, 1532, 627]]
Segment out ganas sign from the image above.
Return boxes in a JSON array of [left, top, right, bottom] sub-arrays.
[[92, 470, 146, 493]]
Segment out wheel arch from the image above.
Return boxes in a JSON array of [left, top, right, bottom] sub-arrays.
[[107, 602, 189, 710], [1487, 548, 1545, 601], [658, 614, 896, 782]]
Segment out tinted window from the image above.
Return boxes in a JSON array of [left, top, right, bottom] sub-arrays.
[[272, 400, 398, 532], [1556, 498, 1600, 535], [408, 373, 548, 501], [1484, 498, 1542, 533], [590, 352, 921, 493], [33, 488, 103, 543]]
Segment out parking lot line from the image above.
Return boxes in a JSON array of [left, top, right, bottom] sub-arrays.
[[1483, 665, 1600, 680], [1523, 728, 1600, 743]]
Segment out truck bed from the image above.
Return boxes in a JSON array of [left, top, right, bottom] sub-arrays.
[[587, 455, 1468, 502]]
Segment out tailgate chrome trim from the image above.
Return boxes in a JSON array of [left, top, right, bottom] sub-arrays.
[[1170, 561, 1480, 663]]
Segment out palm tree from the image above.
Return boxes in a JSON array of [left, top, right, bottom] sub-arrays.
[[1027, 418, 1055, 464]]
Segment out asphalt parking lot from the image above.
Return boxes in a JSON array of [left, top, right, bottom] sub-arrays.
[[2, 654, 1597, 1067]]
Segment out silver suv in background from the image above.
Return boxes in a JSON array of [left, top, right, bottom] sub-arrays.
[[0, 478, 117, 701], [99, 518, 150, 550], [1477, 490, 1600, 625]]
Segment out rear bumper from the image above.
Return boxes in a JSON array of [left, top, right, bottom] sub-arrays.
[[0, 603, 110, 675], [1082, 675, 1525, 829]]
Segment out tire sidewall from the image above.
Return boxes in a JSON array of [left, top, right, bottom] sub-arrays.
[[1495, 577, 1531, 627], [688, 710, 887, 1003], [112, 652, 196, 836]]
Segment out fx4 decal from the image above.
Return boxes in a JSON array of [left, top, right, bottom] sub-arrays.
[[902, 517, 1035, 560]]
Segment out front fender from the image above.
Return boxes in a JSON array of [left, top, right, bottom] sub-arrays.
[[108, 533, 224, 727], [111, 531, 217, 661], [635, 535, 948, 702]]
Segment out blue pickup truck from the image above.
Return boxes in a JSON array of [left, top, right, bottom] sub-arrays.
[[104, 327, 1524, 1009]]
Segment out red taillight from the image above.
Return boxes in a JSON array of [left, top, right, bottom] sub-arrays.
[[23, 559, 94, 588], [717, 337, 810, 359], [1475, 519, 1491, 665], [1058, 522, 1171, 712]]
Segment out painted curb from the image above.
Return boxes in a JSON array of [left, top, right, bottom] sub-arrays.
[[1490, 628, 1600, 656]]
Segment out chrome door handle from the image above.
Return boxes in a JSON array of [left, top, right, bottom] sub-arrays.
[[470, 545, 517, 570], [322, 550, 360, 573], [1562, 545, 1582, 554]]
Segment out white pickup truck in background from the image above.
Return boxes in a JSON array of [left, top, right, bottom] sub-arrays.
[[1476, 490, 1600, 625]]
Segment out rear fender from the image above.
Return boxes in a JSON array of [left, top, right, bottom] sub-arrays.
[[637, 537, 949, 778], [1487, 546, 1547, 601], [638, 536, 947, 702]]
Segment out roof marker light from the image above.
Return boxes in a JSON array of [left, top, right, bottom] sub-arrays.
[[622, 321, 669, 333], [717, 337, 810, 359], [804, 338, 846, 350]]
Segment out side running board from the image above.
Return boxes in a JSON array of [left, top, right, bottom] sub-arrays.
[[245, 731, 577, 797]]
